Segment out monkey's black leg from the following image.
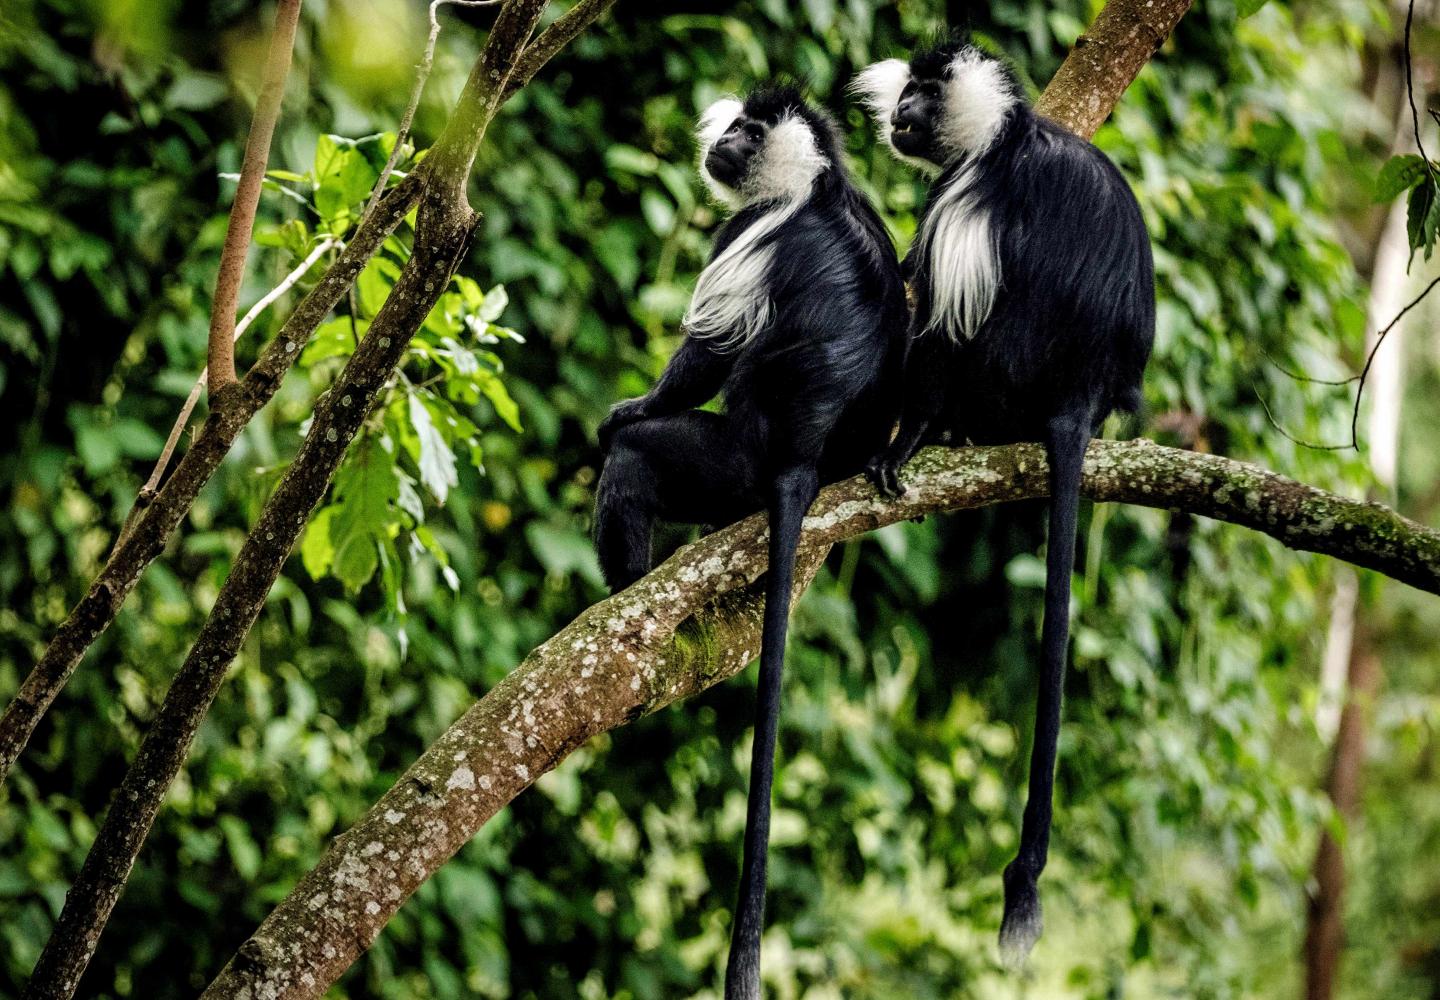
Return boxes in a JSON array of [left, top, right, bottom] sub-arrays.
[[724, 462, 820, 1000], [594, 411, 758, 592], [999, 410, 1090, 967], [865, 334, 949, 498]]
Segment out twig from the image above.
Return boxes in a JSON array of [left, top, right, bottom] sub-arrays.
[[128, 237, 339, 532], [1254, 274, 1440, 451], [207, 0, 304, 397], [1349, 273, 1440, 446], [1259, 347, 1358, 386], [1403, 0, 1438, 203], [361, 0, 503, 222]]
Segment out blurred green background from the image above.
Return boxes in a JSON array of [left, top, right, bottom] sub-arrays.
[[2, 0, 1439, 997]]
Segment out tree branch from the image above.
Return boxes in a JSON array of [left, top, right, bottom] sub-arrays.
[[0, 174, 421, 792], [1033, 0, 1192, 139], [200, 440, 1440, 999], [207, 0, 303, 397], [502, 0, 619, 100], [128, 235, 340, 544], [0, 0, 626, 791], [361, 1, 503, 223], [20, 1, 598, 996]]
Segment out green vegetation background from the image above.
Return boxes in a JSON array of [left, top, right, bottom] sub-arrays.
[[2, 0, 1439, 997]]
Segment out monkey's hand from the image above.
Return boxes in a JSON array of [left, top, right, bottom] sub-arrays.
[[597, 397, 652, 452], [864, 450, 908, 499]]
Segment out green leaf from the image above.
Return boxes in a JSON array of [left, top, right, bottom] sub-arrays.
[[1374, 154, 1429, 203], [298, 318, 360, 367], [301, 506, 337, 579], [164, 71, 230, 110], [1407, 177, 1439, 261], [478, 371, 522, 432], [407, 395, 458, 504], [74, 424, 120, 476], [524, 522, 604, 586], [1235, 0, 1270, 16], [218, 816, 261, 881], [328, 438, 400, 590]]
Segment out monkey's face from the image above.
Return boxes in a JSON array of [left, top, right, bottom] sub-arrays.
[[852, 43, 1018, 172], [704, 114, 766, 190], [696, 88, 834, 209], [888, 75, 945, 163]]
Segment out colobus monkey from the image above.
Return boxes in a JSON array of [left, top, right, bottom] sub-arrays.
[[593, 86, 908, 998], [852, 41, 1155, 965]]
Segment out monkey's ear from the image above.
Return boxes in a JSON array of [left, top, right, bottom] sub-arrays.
[[696, 98, 744, 155], [850, 59, 910, 123]]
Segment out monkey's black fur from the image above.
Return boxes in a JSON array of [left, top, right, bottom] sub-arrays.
[[593, 85, 908, 999], [859, 41, 1155, 963]]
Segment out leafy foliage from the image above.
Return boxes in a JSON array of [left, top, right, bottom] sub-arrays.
[[1, 1, 1439, 999]]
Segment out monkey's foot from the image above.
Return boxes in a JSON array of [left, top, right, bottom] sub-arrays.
[[864, 454, 907, 499], [998, 862, 1043, 970]]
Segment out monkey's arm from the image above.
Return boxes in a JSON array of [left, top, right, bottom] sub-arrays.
[[598, 336, 735, 450]]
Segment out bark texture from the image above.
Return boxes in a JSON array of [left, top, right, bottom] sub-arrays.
[[203, 440, 1440, 1000], [1033, 0, 1192, 139]]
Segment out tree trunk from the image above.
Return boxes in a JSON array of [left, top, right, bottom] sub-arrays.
[[1302, 103, 1417, 998]]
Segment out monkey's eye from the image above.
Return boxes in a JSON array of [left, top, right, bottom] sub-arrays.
[[920, 82, 941, 99], [745, 124, 764, 142]]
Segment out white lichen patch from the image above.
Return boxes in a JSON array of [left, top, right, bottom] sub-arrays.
[[383, 809, 406, 825], [446, 767, 476, 792]]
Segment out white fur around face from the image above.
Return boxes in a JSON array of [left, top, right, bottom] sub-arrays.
[[920, 164, 1000, 341], [697, 98, 745, 209], [684, 108, 828, 350], [938, 49, 1017, 159], [740, 114, 828, 204], [851, 59, 938, 175]]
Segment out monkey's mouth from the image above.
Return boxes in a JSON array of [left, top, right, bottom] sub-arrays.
[[889, 122, 931, 157], [705, 147, 746, 188]]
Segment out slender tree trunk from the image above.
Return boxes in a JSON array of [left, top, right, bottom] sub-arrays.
[[1302, 115, 1416, 996]]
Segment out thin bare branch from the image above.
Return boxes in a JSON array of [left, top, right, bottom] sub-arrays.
[[0, 173, 420, 792], [207, 0, 304, 397], [123, 237, 340, 549]]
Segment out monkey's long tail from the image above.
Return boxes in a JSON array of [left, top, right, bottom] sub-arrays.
[[999, 414, 1091, 969], [723, 465, 820, 1000]]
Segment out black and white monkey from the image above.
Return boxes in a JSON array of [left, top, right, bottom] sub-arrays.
[[593, 87, 908, 997], [852, 41, 1155, 964]]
